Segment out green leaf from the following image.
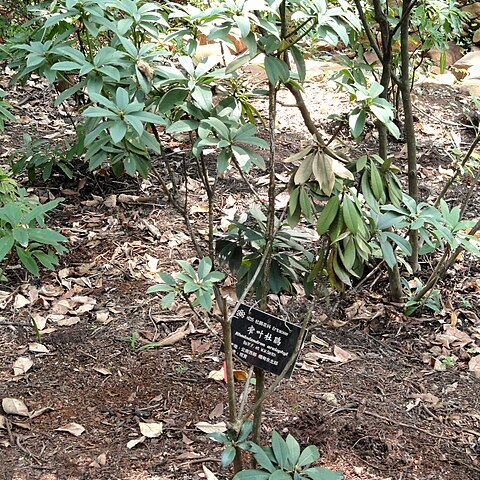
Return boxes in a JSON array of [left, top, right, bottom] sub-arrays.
[[286, 434, 301, 466], [0, 234, 14, 262], [13, 227, 29, 247], [147, 284, 174, 293], [349, 108, 366, 138], [16, 246, 39, 276], [303, 467, 344, 480], [159, 272, 176, 286], [297, 445, 320, 467], [317, 196, 340, 235], [176, 260, 196, 278], [184, 281, 200, 294], [299, 187, 313, 222], [342, 196, 360, 234], [290, 45, 306, 83], [226, 54, 251, 74], [156, 88, 188, 113], [197, 257, 212, 278], [206, 271, 225, 282], [161, 291, 176, 309], [369, 162, 383, 200], [238, 420, 253, 443], [385, 120, 400, 139], [264, 56, 290, 85], [207, 432, 229, 444], [271, 431, 289, 469], [269, 471, 292, 480], [249, 443, 276, 473], [233, 471, 270, 480], [196, 288, 212, 311], [384, 232, 412, 256], [379, 236, 397, 269], [370, 104, 391, 124], [167, 120, 199, 133], [28, 228, 67, 246], [32, 251, 58, 270], [191, 85, 213, 111], [221, 446, 236, 467], [110, 122, 127, 143], [234, 15, 251, 37]]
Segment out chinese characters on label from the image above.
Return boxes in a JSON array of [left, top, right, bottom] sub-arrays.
[[230, 304, 307, 377]]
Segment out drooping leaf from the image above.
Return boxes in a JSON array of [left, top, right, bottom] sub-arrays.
[[317, 196, 340, 235], [297, 445, 320, 467], [312, 152, 335, 196]]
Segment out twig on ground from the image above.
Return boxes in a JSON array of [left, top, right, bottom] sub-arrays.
[[413, 103, 475, 129], [362, 409, 454, 439]]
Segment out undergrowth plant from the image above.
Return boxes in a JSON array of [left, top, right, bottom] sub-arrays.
[[0, 193, 68, 280], [0, 88, 67, 280]]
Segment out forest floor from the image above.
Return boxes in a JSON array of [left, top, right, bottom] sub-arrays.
[[1, 63, 480, 480]]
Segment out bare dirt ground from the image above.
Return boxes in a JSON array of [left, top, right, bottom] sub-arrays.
[[1, 66, 480, 480]]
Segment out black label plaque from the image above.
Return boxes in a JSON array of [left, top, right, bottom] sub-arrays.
[[230, 304, 307, 378]]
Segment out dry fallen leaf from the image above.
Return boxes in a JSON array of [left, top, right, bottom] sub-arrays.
[[139, 422, 163, 438], [0, 415, 6, 429], [233, 369, 248, 381], [208, 367, 225, 381], [93, 366, 112, 376], [148, 322, 192, 348], [13, 357, 33, 376], [191, 339, 211, 354], [56, 422, 85, 436], [104, 194, 117, 209], [469, 356, 480, 377], [411, 393, 441, 407], [436, 326, 473, 348], [2, 398, 29, 417], [28, 343, 49, 354], [57, 317, 81, 326], [203, 466, 219, 480], [30, 313, 47, 330], [29, 407, 54, 419], [310, 334, 329, 348], [195, 421, 227, 434], [14, 294, 30, 309], [333, 345, 357, 362], [96, 311, 110, 324], [209, 402, 224, 420], [127, 436, 146, 449]]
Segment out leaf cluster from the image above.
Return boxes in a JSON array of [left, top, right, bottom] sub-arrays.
[[147, 257, 224, 311]]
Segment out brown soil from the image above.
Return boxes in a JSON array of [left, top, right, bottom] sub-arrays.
[[1, 67, 480, 480]]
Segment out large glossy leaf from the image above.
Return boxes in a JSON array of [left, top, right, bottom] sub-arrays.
[[317, 196, 340, 235], [264, 56, 290, 85], [221, 446, 236, 467], [303, 467, 344, 480], [233, 471, 270, 480], [249, 443, 276, 473], [342, 196, 360, 234], [286, 434, 301, 466], [271, 431, 289, 469], [298, 445, 320, 467]]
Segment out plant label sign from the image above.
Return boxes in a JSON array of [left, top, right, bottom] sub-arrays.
[[230, 304, 307, 378]]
